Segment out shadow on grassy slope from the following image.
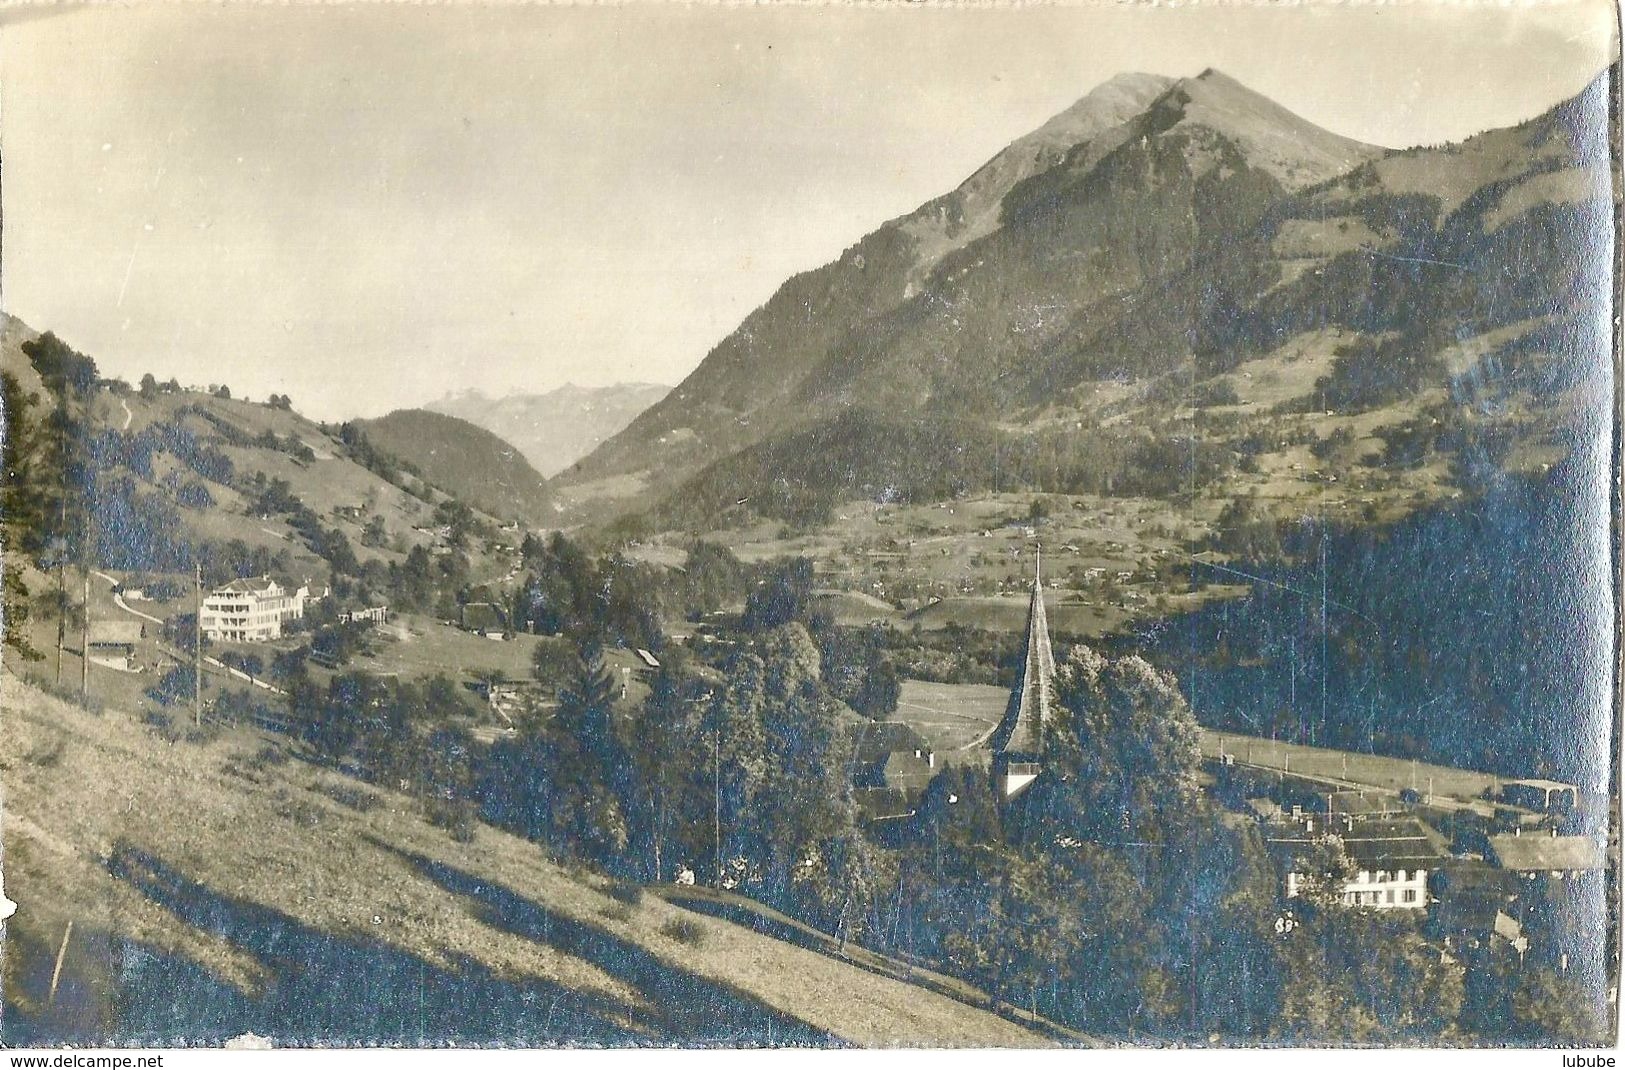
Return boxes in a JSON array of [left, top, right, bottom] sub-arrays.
[[14, 844, 649, 1047], [383, 844, 837, 1047], [655, 886, 1091, 1045]]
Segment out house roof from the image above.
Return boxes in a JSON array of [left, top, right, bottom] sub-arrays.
[[1503, 778, 1577, 792], [1487, 834, 1604, 872], [212, 576, 284, 596], [853, 786, 916, 823], [882, 751, 935, 791], [1434, 859, 1520, 897], [89, 620, 143, 644], [635, 648, 661, 669], [1431, 888, 1519, 935], [1326, 790, 1404, 815], [990, 550, 1055, 758], [461, 602, 507, 631], [1338, 817, 1446, 869], [849, 721, 931, 764]]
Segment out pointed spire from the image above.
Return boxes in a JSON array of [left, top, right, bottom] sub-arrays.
[[991, 545, 1055, 758]]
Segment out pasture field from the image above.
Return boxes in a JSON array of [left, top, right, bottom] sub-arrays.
[[1198, 728, 1504, 802], [893, 679, 1008, 761]]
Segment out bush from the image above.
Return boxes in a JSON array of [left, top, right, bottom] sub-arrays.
[[250, 743, 289, 770], [606, 881, 644, 906], [427, 797, 477, 843], [659, 916, 706, 946], [598, 902, 635, 923], [320, 781, 382, 812]]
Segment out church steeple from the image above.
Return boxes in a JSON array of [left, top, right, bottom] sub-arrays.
[[991, 545, 1055, 799]]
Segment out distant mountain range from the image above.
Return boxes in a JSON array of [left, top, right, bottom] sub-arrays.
[[553, 66, 1610, 533], [427, 383, 671, 478]]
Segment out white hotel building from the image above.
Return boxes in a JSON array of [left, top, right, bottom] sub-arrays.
[[199, 577, 308, 643]]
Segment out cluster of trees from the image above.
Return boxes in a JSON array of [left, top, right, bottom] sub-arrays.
[[242, 473, 362, 578], [137, 373, 183, 399], [1151, 466, 1602, 783], [508, 533, 670, 652], [281, 669, 481, 834], [3, 333, 103, 661], [333, 421, 424, 494], [485, 623, 884, 938], [194, 408, 316, 463]]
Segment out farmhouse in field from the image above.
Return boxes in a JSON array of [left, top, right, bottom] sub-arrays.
[[87, 620, 144, 670], [460, 601, 508, 634], [339, 605, 390, 625], [200, 576, 308, 642], [990, 550, 1055, 801]]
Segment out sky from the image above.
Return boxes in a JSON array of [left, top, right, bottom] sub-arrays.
[[1, 0, 1616, 422]]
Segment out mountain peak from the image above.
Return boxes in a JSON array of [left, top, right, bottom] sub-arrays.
[[894, 70, 1175, 282], [1015, 71, 1178, 159], [1151, 67, 1383, 189]]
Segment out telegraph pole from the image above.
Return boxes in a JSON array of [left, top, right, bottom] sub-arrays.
[[54, 560, 65, 686], [713, 732, 722, 888], [194, 563, 203, 728], [80, 569, 90, 702]]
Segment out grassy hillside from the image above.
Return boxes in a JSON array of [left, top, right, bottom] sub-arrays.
[[0, 316, 524, 597], [358, 409, 553, 527], [0, 677, 1053, 1046]]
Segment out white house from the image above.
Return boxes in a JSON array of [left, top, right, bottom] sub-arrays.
[[1274, 816, 1444, 911], [200, 576, 307, 642]]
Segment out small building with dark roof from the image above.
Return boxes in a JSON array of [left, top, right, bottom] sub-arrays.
[[849, 722, 936, 794], [87, 620, 144, 670], [1428, 861, 1528, 956], [1322, 789, 1408, 826], [460, 601, 508, 635], [1487, 832, 1604, 878]]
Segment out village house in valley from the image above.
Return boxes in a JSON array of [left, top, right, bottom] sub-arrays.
[[1272, 814, 1444, 909]]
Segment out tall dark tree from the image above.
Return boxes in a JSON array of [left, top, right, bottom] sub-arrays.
[[699, 648, 768, 881], [753, 623, 856, 900], [1024, 644, 1203, 848], [741, 557, 814, 632], [546, 640, 631, 865], [627, 652, 707, 882]]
